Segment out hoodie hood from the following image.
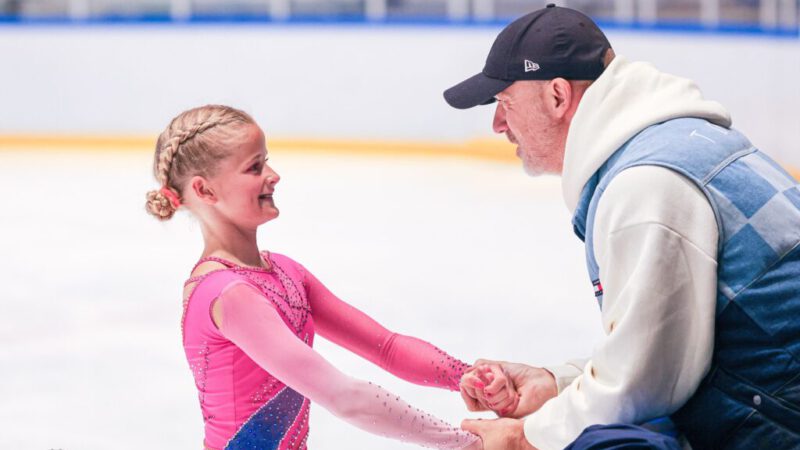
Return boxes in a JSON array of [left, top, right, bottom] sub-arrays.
[[561, 56, 732, 213]]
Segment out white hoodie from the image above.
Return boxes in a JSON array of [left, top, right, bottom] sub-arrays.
[[524, 56, 732, 449]]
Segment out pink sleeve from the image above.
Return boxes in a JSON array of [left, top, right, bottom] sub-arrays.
[[217, 282, 480, 450], [301, 268, 470, 391]]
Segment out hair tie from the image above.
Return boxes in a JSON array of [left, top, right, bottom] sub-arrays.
[[160, 186, 181, 209]]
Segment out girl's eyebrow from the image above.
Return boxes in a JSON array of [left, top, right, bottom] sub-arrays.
[[243, 152, 265, 166], [238, 155, 261, 171]]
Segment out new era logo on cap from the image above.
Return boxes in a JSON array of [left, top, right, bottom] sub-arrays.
[[524, 60, 540, 72]]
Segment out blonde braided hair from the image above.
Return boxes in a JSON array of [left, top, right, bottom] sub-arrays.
[[145, 105, 255, 220]]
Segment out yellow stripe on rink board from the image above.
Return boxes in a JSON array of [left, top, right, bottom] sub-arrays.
[[269, 138, 518, 163], [1, 134, 798, 178], [0, 134, 519, 163], [0, 134, 155, 151]]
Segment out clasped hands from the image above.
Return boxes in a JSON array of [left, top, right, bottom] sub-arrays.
[[458, 359, 558, 450]]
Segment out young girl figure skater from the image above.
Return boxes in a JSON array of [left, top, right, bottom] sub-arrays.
[[145, 105, 515, 450]]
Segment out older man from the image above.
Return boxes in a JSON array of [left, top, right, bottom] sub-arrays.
[[445, 4, 800, 450]]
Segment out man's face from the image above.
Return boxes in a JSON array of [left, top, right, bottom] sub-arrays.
[[493, 81, 566, 176]]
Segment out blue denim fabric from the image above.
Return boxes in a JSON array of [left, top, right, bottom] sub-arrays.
[[565, 424, 681, 450], [571, 118, 800, 449]]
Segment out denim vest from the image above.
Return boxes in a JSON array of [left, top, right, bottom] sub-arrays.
[[572, 118, 800, 449]]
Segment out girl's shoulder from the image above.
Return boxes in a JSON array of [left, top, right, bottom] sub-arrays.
[[183, 254, 267, 307], [189, 258, 230, 280], [185, 267, 256, 304], [181, 266, 261, 340]]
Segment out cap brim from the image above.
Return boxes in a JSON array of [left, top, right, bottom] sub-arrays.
[[443, 72, 514, 109]]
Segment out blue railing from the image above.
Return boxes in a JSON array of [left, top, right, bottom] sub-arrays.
[[0, 5, 797, 38]]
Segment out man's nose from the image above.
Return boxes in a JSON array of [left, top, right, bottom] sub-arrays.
[[492, 104, 507, 134]]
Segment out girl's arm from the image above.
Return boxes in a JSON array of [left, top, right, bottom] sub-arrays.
[[215, 281, 481, 450], [303, 268, 470, 391]]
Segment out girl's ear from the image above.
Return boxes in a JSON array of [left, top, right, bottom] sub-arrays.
[[190, 176, 217, 205]]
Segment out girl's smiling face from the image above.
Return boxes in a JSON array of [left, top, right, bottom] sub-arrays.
[[204, 123, 281, 229]]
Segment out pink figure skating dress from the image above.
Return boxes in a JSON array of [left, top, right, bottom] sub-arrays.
[[182, 251, 478, 450]]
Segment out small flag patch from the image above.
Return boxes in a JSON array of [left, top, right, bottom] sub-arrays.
[[592, 279, 603, 298]]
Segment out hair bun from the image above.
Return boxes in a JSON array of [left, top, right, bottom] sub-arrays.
[[145, 189, 177, 221]]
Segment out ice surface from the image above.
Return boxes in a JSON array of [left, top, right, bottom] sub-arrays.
[[0, 147, 602, 449]]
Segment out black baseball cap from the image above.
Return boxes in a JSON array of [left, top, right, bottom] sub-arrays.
[[444, 4, 611, 109]]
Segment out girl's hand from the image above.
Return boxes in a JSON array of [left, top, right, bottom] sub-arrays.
[[460, 362, 521, 417]]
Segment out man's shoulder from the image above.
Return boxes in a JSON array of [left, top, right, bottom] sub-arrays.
[[597, 165, 717, 250], [606, 165, 699, 203]]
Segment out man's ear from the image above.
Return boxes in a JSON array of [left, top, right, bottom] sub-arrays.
[[190, 175, 217, 205], [549, 78, 573, 119]]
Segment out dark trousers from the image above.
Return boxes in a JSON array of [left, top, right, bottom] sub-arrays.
[[564, 424, 682, 450]]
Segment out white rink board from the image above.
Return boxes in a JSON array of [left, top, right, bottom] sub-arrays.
[[0, 148, 602, 449], [0, 25, 798, 166]]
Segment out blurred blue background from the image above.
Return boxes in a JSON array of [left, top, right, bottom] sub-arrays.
[[0, 0, 798, 34]]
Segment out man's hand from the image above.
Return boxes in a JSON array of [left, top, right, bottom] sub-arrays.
[[460, 359, 558, 418], [461, 418, 536, 450]]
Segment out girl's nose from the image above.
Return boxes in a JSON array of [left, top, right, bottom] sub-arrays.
[[265, 166, 280, 186]]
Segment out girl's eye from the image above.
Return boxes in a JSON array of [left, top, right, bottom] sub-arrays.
[[250, 163, 262, 173]]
